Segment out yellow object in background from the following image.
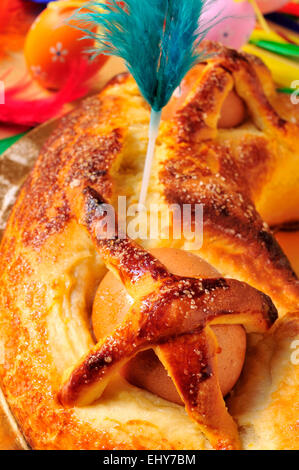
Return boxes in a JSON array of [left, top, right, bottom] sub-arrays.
[[250, 28, 288, 44], [252, 25, 299, 46], [242, 43, 299, 87], [268, 22, 299, 46]]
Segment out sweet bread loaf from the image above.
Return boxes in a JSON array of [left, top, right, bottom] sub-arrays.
[[0, 41, 298, 450]]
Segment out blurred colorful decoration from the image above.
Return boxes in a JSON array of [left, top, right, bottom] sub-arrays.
[[0, 0, 38, 59], [266, 11, 299, 34], [0, 60, 91, 126], [201, 0, 256, 50], [256, 1, 289, 14], [199, 0, 299, 90], [250, 27, 299, 45], [243, 1, 299, 89], [243, 42, 299, 87], [0, 0, 109, 127], [0, 132, 27, 155], [249, 38, 299, 57], [0, 0, 298, 135], [24, 0, 108, 90], [26, 0, 58, 3], [279, 2, 299, 16], [200, 1, 294, 49]]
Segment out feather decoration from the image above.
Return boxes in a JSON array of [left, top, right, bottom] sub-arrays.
[[73, 0, 215, 204], [0, 59, 92, 127]]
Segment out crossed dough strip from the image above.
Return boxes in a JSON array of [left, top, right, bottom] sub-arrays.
[[0, 41, 298, 450], [156, 41, 299, 315], [58, 187, 277, 450]]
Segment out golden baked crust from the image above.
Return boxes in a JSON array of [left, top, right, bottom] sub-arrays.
[[0, 41, 298, 449], [156, 42, 299, 315], [230, 312, 299, 450], [57, 189, 276, 449]]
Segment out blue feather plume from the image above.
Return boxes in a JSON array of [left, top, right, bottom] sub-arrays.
[[73, 0, 214, 112], [72, 1, 217, 204]]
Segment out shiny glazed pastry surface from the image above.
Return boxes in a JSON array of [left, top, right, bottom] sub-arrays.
[[0, 41, 298, 450], [92, 248, 247, 402]]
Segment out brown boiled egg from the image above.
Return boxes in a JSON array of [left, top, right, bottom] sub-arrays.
[[218, 90, 246, 129], [162, 64, 246, 129], [92, 248, 246, 404]]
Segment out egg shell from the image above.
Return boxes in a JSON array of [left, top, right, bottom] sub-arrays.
[[25, 0, 108, 90], [201, 0, 256, 50]]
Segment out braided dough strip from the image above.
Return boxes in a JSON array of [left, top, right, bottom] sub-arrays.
[[58, 186, 277, 449], [156, 329, 240, 450], [158, 42, 299, 315], [0, 41, 297, 450]]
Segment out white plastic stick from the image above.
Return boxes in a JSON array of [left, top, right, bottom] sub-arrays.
[[139, 109, 162, 206]]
